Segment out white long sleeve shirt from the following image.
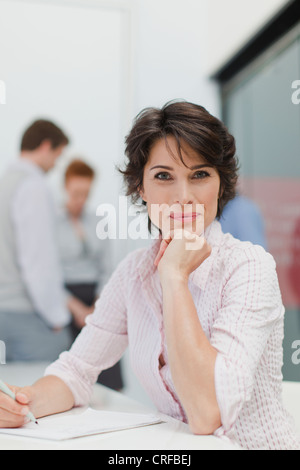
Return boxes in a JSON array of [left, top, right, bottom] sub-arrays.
[[1, 158, 71, 328]]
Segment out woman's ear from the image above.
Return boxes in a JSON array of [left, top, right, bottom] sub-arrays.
[[138, 185, 147, 203]]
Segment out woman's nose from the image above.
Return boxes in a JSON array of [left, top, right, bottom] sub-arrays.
[[173, 182, 194, 206]]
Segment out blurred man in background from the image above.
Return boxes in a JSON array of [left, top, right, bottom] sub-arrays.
[[0, 120, 79, 361], [220, 193, 267, 249]]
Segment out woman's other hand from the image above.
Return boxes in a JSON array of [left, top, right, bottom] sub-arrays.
[[0, 384, 36, 428]]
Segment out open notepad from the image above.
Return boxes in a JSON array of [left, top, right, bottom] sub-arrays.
[[0, 408, 164, 441]]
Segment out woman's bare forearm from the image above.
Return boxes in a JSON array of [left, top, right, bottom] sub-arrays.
[[161, 275, 221, 434], [30, 375, 75, 419]]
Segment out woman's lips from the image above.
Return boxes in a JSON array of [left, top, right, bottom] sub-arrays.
[[170, 212, 201, 221]]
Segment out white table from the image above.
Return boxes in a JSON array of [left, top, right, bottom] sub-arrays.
[[0, 363, 238, 450]]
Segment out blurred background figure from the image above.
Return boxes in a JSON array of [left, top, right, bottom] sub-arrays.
[[0, 120, 73, 361], [57, 159, 124, 391], [220, 193, 267, 249]]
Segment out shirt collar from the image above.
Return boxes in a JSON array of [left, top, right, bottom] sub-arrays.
[[137, 220, 224, 290]]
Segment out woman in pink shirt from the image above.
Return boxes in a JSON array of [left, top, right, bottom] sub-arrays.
[[0, 101, 299, 450]]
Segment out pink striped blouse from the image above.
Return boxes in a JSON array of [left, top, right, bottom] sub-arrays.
[[45, 220, 300, 450]]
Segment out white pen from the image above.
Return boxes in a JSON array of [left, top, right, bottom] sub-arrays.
[[0, 379, 38, 425]]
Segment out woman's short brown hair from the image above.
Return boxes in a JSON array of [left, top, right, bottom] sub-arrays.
[[119, 100, 239, 221], [65, 159, 95, 182]]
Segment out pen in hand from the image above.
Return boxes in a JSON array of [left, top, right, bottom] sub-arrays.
[[0, 379, 38, 425]]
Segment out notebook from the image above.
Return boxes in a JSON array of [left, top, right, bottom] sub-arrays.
[[0, 408, 164, 441]]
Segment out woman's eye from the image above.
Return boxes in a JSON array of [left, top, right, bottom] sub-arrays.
[[154, 170, 210, 181], [193, 171, 210, 179], [155, 172, 172, 180]]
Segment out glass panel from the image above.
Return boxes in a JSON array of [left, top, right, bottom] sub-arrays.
[[223, 35, 300, 381]]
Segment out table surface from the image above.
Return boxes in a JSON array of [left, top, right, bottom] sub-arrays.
[[0, 362, 239, 450], [1, 363, 299, 450]]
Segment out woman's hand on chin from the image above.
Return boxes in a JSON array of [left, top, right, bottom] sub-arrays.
[[154, 228, 212, 283]]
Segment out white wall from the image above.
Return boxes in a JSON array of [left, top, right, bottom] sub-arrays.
[[204, 0, 290, 75], [0, 0, 133, 272], [132, 0, 220, 113]]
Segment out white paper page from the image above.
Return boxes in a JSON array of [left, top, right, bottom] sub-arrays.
[[0, 408, 164, 441]]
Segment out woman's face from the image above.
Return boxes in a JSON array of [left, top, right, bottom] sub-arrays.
[[65, 176, 93, 217], [140, 137, 221, 237]]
